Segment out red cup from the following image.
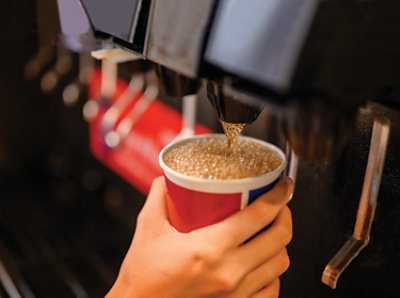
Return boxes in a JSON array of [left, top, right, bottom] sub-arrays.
[[159, 134, 287, 233]]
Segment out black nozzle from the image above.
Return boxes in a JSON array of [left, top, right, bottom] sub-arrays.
[[206, 80, 264, 124]]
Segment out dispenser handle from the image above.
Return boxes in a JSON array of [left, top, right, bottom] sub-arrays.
[[353, 117, 390, 240], [104, 85, 158, 148], [62, 52, 95, 107], [321, 116, 390, 289], [40, 47, 73, 94], [285, 143, 298, 202], [102, 76, 144, 130], [173, 94, 197, 141]]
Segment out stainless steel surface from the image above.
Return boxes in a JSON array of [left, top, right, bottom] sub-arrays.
[[0, 239, 33, 298], [103, 76, 145, 130], [101, 59, 118, 100], [284, 143, 298, 200], [40, 47, 73, 94], [24, 46, 54, 80], [63, 53, 95, 107], [322, 238, 367, 290], [174, 94, 197, 141], [353, 117, 390, 241], [106, 86, 159, 148]]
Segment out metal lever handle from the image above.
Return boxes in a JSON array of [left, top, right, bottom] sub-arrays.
[[63, 52, 94, 107], [40, 47, 73, 94], [284, 142, 298, 202], [174, 94, 197, 141], [24, 46, 54, 80], [104, 86, 159, 148], [321, 116, 390, 289], [82, 58, 118, 122], [102, 76, 144, 129]]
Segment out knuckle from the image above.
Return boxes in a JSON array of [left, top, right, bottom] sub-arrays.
[[283, 206, 293, 228], [189, 246, 242, 294], [279, 224, 293, 246], [190, 243, 221, 268], [251, 201, 275, 222], [277, 208, 293, 245], [214, 269, 241, 294], [279, 251, 290, 274]]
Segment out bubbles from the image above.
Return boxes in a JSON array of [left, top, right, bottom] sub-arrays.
[[163, 136, 282, 180], [221, 121, 246, 154]]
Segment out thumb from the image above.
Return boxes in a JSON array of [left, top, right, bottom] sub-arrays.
[[139, 176, 170, 228]]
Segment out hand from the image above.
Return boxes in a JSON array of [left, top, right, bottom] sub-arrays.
[[107, 176, 293, 298]]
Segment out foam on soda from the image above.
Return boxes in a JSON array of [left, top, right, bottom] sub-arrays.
[[163, 136, 282, 180]]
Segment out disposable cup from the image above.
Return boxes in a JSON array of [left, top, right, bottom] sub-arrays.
[[159, 134, 287, 233]]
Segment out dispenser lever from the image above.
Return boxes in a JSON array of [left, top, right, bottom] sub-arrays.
[[285, 142, 298, 202], [173, 94, 197, 141], [321, 116, 390, 289]]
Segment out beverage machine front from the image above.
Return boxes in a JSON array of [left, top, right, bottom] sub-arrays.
[[53, 0, 400, 296]]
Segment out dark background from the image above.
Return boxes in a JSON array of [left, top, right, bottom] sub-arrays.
[[1, 1, 400, 297]]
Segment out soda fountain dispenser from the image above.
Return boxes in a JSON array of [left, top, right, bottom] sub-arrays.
[[56, 0, 400, 293]]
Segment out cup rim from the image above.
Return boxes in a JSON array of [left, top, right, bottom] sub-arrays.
[[159, 134, 287, 186]]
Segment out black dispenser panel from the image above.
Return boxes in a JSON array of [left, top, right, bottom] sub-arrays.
[[81, 0, 143, 43], [205, 0, 318, 93]]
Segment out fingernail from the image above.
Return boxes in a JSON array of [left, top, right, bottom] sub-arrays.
[[287, 191, 294, 203]]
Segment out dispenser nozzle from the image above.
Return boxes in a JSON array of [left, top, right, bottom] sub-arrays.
[[206, 80, 264, 125]]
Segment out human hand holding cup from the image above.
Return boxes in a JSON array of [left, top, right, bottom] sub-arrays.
[[108, 136, 290, 297]]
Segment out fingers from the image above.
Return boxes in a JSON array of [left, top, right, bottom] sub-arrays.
[[251, 278, 280, 298], [201, 177, 293, 248], [235, 248, 288, 297], [234, 206, 292, 272]]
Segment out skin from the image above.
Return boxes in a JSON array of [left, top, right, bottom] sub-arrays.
[[107, 176, 293, 298]]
